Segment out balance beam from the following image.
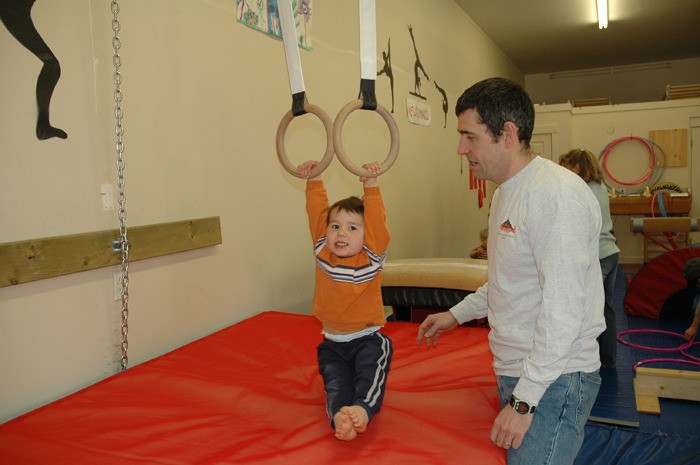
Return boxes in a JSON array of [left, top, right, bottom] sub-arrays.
[[381, 258, 488, 323], [630, 217, 699, 233], [382, 257, 488, 293]]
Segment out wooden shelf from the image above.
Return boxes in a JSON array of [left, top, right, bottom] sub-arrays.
[[612, 195, 692, 262], [610, 194, 691, 216]]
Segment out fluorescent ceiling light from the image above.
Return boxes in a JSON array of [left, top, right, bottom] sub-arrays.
[[597, 0, 608, 29]]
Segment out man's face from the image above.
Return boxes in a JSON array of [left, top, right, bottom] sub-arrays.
[[456, 109, 510, 185]]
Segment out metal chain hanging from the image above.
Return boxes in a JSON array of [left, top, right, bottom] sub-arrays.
[[111, 0, 130, 371]]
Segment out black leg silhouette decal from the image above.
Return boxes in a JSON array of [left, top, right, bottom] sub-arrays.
[[1, 0, 67, 140]]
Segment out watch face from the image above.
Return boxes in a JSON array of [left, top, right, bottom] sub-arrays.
[[510, 395, 533, 414], [515, 401, 530, 414]]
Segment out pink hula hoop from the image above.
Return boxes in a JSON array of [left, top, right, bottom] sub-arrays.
[[617, 329, 700, 372]]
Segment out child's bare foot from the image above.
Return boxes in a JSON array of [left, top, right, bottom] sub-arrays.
[[340, 405, 369, 434], [333, 411, 358, 441]]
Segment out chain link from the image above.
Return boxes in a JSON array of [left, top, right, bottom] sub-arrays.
[[112, 0, 129, 371]]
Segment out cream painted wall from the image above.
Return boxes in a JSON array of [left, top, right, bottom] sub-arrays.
[[0, 0, 519, 422], [535, 99, 700, 264]]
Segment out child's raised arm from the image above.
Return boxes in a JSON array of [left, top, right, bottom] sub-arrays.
[[298, 160, 322, 181], [361, 162, 381, 188]]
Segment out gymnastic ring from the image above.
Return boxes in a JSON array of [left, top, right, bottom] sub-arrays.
[[276, 103, 335, 179], [333, 99, 400, 177]]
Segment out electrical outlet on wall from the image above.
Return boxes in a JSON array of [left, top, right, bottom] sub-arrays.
[[101, 183, 115, 211]]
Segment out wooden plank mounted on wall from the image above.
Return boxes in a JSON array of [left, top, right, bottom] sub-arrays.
[[0, 216, 222, 288], [649, 128, 688, 167]]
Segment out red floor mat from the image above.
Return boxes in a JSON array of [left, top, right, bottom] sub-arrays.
[[0, 311, 505, 465]]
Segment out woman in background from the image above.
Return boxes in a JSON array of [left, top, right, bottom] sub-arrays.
[[560, 149, 620, 368]]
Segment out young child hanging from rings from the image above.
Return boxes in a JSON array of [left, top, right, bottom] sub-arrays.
[[298, 159, 393, 441]]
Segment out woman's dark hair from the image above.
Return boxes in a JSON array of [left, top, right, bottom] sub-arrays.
[[559, 148, 604, 184]]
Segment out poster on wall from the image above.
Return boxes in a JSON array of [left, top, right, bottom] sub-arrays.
[[236, 0, 313, 51], [406, 97, 431, 126]]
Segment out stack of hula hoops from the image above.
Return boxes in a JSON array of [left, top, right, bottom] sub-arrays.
[[598, 136, 668, 195]]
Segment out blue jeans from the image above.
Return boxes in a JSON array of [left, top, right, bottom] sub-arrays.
[[497, 371, 601, 465], [599, 253, 620, 367]]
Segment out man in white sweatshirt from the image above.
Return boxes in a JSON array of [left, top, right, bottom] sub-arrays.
[[417, 77, 605, 465]]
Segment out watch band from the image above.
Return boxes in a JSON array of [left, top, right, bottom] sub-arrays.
[[509, 395, 536, 414]]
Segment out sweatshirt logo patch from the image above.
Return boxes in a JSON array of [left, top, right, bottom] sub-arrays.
[[500, 219, 516, 236]]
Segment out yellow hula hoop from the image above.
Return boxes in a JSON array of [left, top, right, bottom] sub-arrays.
[[333, 99, 400, 177], [275, 103, 335, 179]]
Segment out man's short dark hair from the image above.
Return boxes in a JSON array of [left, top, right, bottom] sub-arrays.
[[455, 77, 535, 148]]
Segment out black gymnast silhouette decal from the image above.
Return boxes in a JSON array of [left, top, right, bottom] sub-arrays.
[[434, 81, 448, 128], [1, 0, 67, 140], [376, 37, 394, 113], [408, 24, 429, 100]]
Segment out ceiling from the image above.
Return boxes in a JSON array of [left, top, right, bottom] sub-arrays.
[[453, 0, 700, 75]]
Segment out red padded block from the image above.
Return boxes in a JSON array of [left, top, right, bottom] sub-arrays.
[[624, 247, 700, 319]]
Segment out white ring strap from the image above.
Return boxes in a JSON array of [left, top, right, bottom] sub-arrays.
[[276, 0, 334, 179], [333, 0, 399, 177], [278, 0, 304, 95], [359, 0, 377, 80]]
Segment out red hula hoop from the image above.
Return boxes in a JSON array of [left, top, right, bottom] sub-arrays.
[[601, 136, 656, 186]]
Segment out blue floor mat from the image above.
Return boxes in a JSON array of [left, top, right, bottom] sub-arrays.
[[577, 265, 700, 465], [589, 265, 639, 427]]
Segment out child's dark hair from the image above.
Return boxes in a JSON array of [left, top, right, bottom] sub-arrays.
[[327, 196, 364, 225]]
